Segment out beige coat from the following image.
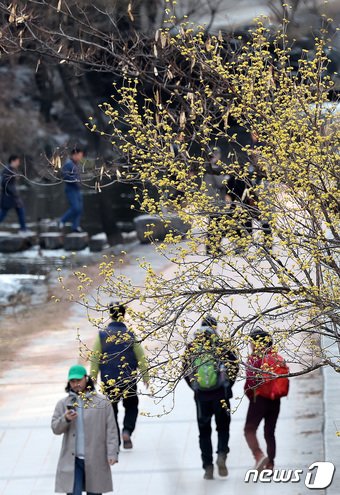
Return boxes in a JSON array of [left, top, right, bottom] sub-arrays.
[[51, 391, 119, 493]]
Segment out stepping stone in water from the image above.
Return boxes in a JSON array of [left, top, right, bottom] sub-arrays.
[[89, 233, 109, 252], [0, 232, 35, 253], [38, 219, 57, 233], [64, 232, 89, 251], [39, 220, 73, 234], [39, 232, 64, 250]]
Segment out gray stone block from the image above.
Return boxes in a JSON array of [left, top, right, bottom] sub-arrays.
[[165, 215, 190, 236], [22, 232, 37, 247], [0, 232, 27, 253], [38, 219, 56, 233], [117, 221, 135, 233], [38, 220, 73, 234], [134, 214, 190, 244], [64, 232, 89, 251], [39, 232, 64, 249], [89, 233, 108, 252], [134, 215, 167, 244]]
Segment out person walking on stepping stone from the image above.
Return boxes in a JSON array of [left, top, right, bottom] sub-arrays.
[[60, 148, 85, 233], [0, 155, 27, 233]]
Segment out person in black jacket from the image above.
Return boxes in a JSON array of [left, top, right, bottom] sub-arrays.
[[248, 132, 272, 241], [204, 149, 256, 255], [204, 149, 229, 255], [226, 174, 254, 239], [0, 155, 27, 232], [183, 316, 239, 480]]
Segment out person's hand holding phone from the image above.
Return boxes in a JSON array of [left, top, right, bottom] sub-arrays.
[[65, 405, 77, 422]]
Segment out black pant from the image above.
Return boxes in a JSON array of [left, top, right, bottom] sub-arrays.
[[195, 396, 231, 468], [244, 396, 280, 463], [261, 221, 272, 238], [111, 382, 139, 443], [67, 457, 101, 495], [229, 203, 253, 239]]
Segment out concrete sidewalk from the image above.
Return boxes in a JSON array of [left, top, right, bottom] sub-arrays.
[[323, 336, 340, 495], [0, 244, 336, 495]]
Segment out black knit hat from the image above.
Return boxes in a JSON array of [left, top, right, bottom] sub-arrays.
[[249, 327, 273, 347], [109, 301, 126, 319], [202, 315, 218, 329]]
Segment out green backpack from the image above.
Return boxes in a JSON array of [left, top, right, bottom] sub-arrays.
[[193, 352, 219, 390]]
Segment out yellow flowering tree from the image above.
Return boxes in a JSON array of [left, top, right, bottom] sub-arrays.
[[1, 0, 339, 400], [73, 16, 340, 401]]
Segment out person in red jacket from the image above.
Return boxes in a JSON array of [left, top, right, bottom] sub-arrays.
[[244, 328, 288, 473]]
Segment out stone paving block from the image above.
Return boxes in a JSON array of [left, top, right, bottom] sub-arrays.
[[39, 232, 64, 250], [89, 233, 108, 252], [0, 235, 25, 253], [0, 232, 34, 253], [38, 221, 73, 234], [64, 232, 89, 251], [38, 219, 56, 234]]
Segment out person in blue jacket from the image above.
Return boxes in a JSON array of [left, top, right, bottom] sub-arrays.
[[60, 148, 85, 232], [91, 302, 149, 450], [0, 155, 27, 232]]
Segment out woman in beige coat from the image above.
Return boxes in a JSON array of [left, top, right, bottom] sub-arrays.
[[51, 364, 119, 495]]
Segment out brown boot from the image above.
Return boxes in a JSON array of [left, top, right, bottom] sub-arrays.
[[216, 453, 228, 477], [203, 465, 214, 480]]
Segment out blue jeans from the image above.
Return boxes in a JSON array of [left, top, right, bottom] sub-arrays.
[[67, 457, 101, 495], [0, 206, 26, 230], [61, 186, 83, 231]]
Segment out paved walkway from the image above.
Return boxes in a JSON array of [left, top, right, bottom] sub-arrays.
[[0, 244, 336, 495]]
